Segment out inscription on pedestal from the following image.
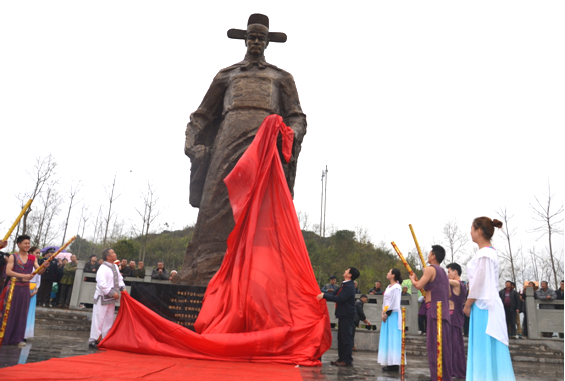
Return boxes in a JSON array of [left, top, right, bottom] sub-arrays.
[[130, 283, 206, 331]]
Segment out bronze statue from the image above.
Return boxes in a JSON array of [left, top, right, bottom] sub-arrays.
[[181, 14, 307, 286]]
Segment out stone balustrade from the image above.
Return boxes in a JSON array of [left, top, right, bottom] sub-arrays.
[[69, 260, 564, 344], [524, 286, 564, 339], [69, 260, 169, 308]]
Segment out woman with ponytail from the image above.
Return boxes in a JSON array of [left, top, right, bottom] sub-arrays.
[[378, 268, 404, 372], [464, 217, 515, 380]]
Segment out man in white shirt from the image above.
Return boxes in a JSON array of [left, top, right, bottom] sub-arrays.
[[89, 248, 126, 348]]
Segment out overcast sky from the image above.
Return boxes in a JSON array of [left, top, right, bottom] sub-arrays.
[[1, 1, 563, 270]]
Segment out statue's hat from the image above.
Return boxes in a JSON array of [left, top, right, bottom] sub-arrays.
[[227, 13, 287, 43]]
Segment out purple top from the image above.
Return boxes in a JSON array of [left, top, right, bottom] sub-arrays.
[[418, 301, 427, 315], [424, 264, 451, 321], [449, 280, 467, 328], [10, 254, 35, 283]]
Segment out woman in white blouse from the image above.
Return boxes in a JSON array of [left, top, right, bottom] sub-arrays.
[[378, 268, 403, 372], [464, 216, 515, 381]]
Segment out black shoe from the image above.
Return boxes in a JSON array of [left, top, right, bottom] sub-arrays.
[[382, 365, 399, 371], [336, 361, 351, 367], [88, 342, 98, 349]]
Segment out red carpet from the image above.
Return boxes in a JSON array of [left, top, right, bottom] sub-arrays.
[[0, 350, 303, 380], [99, 115, 331, 366]]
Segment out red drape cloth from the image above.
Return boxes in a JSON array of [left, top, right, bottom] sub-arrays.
[[99, 114, 331, 366]]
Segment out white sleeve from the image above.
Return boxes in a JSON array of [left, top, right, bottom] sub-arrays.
[[468, 257, 496, 301], [389, 288, 401, 312], [36, 274, 41, 289]]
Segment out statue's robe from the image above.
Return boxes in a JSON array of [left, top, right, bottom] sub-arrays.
[[183, 56, 307, 286]]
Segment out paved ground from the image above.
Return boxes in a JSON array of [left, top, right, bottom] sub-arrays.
[[1, 328, 563, 380]]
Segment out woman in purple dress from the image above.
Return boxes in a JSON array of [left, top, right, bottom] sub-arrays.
[[2, 234, 45, 346]]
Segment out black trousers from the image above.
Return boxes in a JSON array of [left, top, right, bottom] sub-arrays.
[[37, 280, 53, 306], [463, 314, 470, 336], [59, 284, 73, 306], [337, 317, 355, 365], [418, 314, 427, 333], [504, 308, 517, 337]]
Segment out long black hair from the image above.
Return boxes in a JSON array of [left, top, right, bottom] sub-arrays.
[[391, 268, 402, 283]]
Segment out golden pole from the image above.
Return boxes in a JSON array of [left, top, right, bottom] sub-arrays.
[[408, 224, 427, 269], [32, 236, 76, 275], [0, 277, 17, 348], [437, 301, 443, 381], [2, 199, 33, 241], [391, 241, 426, 297], [401, 306, 406, 376]]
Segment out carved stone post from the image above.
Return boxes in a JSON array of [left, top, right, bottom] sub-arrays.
[[145, 267, 152, 282], [408, 285, 419, 335], [69, 259, 85, 308], [525, 287, 539, 339]]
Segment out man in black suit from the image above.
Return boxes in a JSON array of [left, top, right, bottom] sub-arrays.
[[317, 266, 360, 367]]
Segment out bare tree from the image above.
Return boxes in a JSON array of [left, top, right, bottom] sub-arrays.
[[529, 183, 564, 289], [528, 247, 540, 284], [91, 206, 103, 255], [12, 155, 57, 250], [61, 181, 81, 246], [497, 207, 518, 284], [354, 225, 370, 244], [102, 175, 120, 247], [28, 185, 62, 247], [441, 220, 470, 264], [75, 205, 90, 257], [517, 244, 528, 286], [297, 211, 310, 231], [109, 216, 125, 242], [135, 183, 160, 262]]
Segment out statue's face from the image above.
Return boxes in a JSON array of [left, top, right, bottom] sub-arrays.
[[245, 24, 268, 56]]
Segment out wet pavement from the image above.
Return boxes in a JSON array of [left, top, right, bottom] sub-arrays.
[[1, 328, 563, 380]]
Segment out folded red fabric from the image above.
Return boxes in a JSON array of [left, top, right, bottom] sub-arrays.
[[99, 114, 331, 366]]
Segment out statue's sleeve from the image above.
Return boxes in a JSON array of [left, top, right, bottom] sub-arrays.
[[280, 72, 307, 144], [184, 72, 227, 208], [185, 73, 227, 158], [280, 72, 307, 196]]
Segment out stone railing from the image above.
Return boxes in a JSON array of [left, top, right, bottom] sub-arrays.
[[524, 286, 564, 339], [69, 260, 170, 308], [69, 259, 424, 333]]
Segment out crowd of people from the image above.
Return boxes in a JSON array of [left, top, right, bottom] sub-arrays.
[[1, 215, 563, 379], [316, 216, 563, 381], [0, 236, 178, 347]]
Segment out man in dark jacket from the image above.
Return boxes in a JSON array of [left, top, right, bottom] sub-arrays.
[[36, 250, 59, 307], [353, 294, 370, 351], [318, 266, 360, 367], [84, 255, 99, 274], [151, 262, 169, 280], [134, 260, 146, 278], [354, 294, 370, 327], [499, 280, 521, 339]]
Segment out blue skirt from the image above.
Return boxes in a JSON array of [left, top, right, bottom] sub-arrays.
[[378, 311, 402, 366], [25, 293, 36, 339], [467, 304, 515, 381]]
